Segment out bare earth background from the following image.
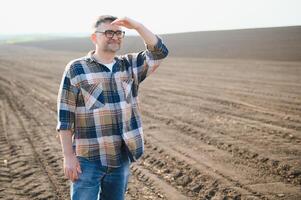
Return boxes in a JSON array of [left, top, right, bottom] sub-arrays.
[[0, 26, 301, 200]]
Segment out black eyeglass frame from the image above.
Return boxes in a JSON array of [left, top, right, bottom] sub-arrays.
[[95, 30, 125, 39]]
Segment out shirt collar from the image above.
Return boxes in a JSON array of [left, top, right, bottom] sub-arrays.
[[85, 50, 97, 63], [85, 50, 118, 64]]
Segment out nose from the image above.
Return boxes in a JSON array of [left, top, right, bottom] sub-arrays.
[[111, 33, 119, 40]]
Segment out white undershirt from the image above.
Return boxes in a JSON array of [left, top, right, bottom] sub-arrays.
[[92, 54, 116, 71], [103, 60, 116, 72]]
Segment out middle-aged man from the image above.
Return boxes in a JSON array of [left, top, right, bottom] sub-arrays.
[[56, 15, 168, 200]]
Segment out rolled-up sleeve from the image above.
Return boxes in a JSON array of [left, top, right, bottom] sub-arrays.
[[56, 67, 79, 132], [130, 35, 169, 84]]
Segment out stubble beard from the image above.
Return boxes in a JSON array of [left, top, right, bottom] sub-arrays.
[[103, 41, 121, 53]]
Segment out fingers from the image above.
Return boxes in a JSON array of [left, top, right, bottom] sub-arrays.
[[64, 167, 80, 182], [111, 18, 122, 24], [72, 169, 79, 182], [111, 19, 126, 26], [66, 160, 82, 182], [73, 160, 82, 182], [111, 17, 135, 29], [64, 168, 72, 180], [111, 18, 121, 23], [76, 161, 82, 174]]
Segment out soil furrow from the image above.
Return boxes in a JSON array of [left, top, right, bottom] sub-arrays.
[[140, 105, 301, 186]]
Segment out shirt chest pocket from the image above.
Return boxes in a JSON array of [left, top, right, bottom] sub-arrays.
[[121, 78, 134, 103], [80, 83, 105, 110]]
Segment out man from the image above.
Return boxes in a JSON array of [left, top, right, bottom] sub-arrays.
[[56, 15, 168, 200]]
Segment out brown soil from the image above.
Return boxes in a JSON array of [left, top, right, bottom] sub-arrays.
[[0, 44, 300, 200]]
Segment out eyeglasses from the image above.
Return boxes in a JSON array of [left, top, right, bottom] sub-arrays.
[[95, 30, 125, 39]]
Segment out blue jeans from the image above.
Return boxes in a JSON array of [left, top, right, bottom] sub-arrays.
[[70, 152, 131, 200]]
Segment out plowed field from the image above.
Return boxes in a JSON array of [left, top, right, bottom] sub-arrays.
[[0, 44, 300, 200]]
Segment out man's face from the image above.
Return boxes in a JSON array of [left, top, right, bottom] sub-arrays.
[[92, 22, 123, 53]]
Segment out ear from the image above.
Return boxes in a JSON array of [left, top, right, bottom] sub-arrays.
[[90, 33, 97, 44]]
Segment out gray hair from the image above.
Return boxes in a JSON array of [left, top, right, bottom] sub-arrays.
[[92, 15, 118, 31]]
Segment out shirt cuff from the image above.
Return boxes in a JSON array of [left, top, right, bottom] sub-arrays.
[[56, 122, 74, 132], [145, 35, 164, 52], [144, 35, 168, 60]]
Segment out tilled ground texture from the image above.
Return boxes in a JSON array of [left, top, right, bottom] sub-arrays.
[[0, 45, 300, 200]]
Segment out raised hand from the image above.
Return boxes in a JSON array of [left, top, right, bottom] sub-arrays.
[[111, 17, 141, 30], [112, 16, 158, 49]]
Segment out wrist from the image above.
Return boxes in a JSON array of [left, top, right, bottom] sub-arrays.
[[134, 22, 143, 31], [63, 151, 75, 158]]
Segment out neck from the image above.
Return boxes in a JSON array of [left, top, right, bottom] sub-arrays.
[[93, 48, 115, 64]]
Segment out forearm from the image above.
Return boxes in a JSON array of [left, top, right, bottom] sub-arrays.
[[59, 130, 74, 157], [135, 23, 158, 48]]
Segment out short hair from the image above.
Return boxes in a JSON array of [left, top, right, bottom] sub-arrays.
[[92, 15, 117, 31]]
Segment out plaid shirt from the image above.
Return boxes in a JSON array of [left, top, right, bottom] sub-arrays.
[[57, 36, 168, 167]]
